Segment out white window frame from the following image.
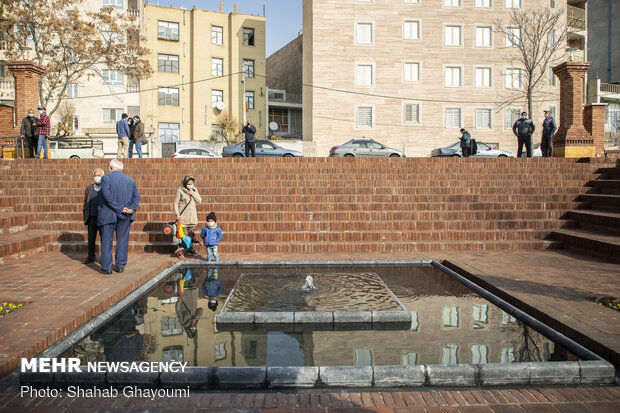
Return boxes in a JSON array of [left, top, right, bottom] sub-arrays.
[[505, 68, 522, 89], [102, 108, 123, 124], [158, 54, 179, 73], [444, 66, 462, 87], [475, 0, 492, 7], [158, 21, 179, 41], [402, 352, 418, 365], [243, 27, 255, 46], [403, 20, 420, 40], [472, 303, 490, 327], [211, 90, 223, 107], [102, 69, 123, 86], [404, 102, 420, 124], [356, 105, 373, 128], [444, 25, 462, 46], [444, 0, 461, 6], [66, 83, 78, 99], [442, 306, 460, 327], [475, 67, 492, 88], [505, 108, 521, 130], [549, 68, 557, 86], [211, 57, 223, 77], [243, 59, 255, 78], [403, 0, 420, 3], [211, 25, 223, 45], [475, 26, 492, 47], [506, 27, 521, 47], [158, 122, 180, 143], [356, 64, 374, 86], [245, 91, 255, 110], [356, 22, 373, 44], [403, 61, 420, 82], [158, 87, 179, 106], [445, 108, 462, 129], [471, 345, 489, 364], [102, 0, 122, 9], [442, 344, 459, 364], [506, 0, 522, 8]]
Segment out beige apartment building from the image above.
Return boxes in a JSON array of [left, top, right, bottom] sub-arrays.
[[301, 0, 587, 157], [141, 4, 266, 156]]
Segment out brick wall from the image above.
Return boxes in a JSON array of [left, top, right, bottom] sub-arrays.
[[0, 104, 15, 136], [4, 61, 45, 131], [583, 103, 606, 156]]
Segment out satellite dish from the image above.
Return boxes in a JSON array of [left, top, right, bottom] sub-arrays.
[[215, 101, 225, 111], [269, 122, 278, 131]]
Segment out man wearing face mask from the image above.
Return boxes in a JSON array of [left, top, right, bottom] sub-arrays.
[[512, 111, 536, 158], [172, 176, 202, 257], [19, 109, 38, 158], [35, 106, 50, 159], [83, 168, 105, 264]]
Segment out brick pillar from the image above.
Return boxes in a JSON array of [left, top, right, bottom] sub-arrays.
[[552, 62, 595, 157], [4, 61, 46, 133], [0, 105, 15, 136], [584, 103, 606, 156]]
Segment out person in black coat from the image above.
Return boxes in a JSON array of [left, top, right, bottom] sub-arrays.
[[19, 109, 38, 158], [83, 168, 105, 264], [512, 112, 536, 158], [242, 120, 257, 157], [541, 109, 557, 157]]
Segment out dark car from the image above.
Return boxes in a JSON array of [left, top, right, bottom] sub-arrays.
[[221, 140, 303, 157]]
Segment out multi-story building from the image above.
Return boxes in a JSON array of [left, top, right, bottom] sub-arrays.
[[141, 4, 266, 157], [300, 0, 586, 157]]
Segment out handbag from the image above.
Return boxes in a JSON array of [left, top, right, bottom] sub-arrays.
[[162, 192, 194, 235]]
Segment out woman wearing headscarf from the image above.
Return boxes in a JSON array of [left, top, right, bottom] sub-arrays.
[[172, 175, 202, 257]]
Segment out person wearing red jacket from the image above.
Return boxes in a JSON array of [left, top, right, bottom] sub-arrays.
[[35, 106, 51, 159]]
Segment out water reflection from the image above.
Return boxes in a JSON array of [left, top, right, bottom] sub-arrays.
[[63, 266, 576, 367]]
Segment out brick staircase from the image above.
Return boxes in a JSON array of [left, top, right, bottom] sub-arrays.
[[551, 166, 620, 262], [0, 157, 612, 261]]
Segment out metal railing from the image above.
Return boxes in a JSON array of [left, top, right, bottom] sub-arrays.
[[567, 5, 586, 31], [268, 92, 302, 104], [0, 136, 26, 159], [601, 83, 620, 94]]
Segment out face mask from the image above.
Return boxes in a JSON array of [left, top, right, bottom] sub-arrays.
[[207, 221, 216, 228], [521, 116, 526, 120], [186, 184, 194, 190], [38, 111, 43, 115], [28, 113, 34, 118], [94, 176, 102, 184]]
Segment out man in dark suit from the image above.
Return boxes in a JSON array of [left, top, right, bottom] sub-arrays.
[[98, 159, 140, 274]]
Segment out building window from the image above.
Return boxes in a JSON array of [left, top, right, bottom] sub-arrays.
[[475, 67, 492, 88], [506, 0, 521, 8], [211, 58, 223, 76], [505, 68, 522, 89], [505, 109, 521, 129], [506, 27, 520, 47], [214, 343, 226, 361], [471, 345, 489, 364], [549, 68, 557, 86], [403, 21, 420, 40], [404, 62, 420, 82], [158, 87, 179, 106], [550, 0, 556, 8], [355, 349, 372, 366], [102, 31, 124, 45], [158, 54, 179, 73], [476, 27, 492, 47], [212, 90, 223, 107], [476, 109, 492, 130], [548, 29, 556, 47], [245, 91, 255, 109], [66, 83, 78, 98], [102, 0, 122, 9], [243, 59, 255, 78], [212, 26, 223, 45], [158, 21, 179, 41], [444, 0, 460, 6], [72, 116, 79, 131], [404, 103, 420, 124], [445, 108, 462, 129], [442, 344, 459, 364], [472, 304, 490, 328], [475, 0, 491, 7], [404, 0, 420, 3], [445, 66, 462, 87], [442, 306, 460, 327], [356, 64, 373, 86], [102, 70, 123, 86], [269, 107, 289, 132], [102, 108, 123, 124], [357, 106, 373, 128], [410, 311, 419, 331], [356, 22, 373, 44], [159, 122, 180, 143], [402, 353, 418, 366], [160, 316, 182, 336], [501, 347, 515, 363], [243, 27, 255, 46], [445, 26, 461, 46], [127, 106, 140, 117]]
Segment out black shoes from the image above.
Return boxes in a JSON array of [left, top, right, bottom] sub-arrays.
[[83, 258, 94, 264], [100, 269, 113, 274], [113, 266, 125, 273]]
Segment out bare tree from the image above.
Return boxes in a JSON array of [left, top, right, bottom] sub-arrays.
[[495, 6, 568, 116], [217, 111, 241, 146], [0, 0, 151, 117], [54, 101, 76, 138]]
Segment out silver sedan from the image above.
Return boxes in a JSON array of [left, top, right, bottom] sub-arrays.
[[329, 139, 406, 157], [221, 140, 303, 157]]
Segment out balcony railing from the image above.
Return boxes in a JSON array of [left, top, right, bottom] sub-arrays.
[[127, 85, 140, 93], [268, 92, 302, 104], [0, 79, 15, 100], [567, 49, 585, 62], [127, 8, 139, 17], [601, 83, 620, 95], [567, 5, 586, 31]]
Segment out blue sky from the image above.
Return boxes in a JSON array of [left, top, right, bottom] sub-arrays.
[[147, 0, 303, 56]]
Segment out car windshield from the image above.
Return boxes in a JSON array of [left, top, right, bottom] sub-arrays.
[[477, 142, 491, 151], [449, 142, 460, 149]]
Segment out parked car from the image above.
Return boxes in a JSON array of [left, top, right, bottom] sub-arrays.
[[221, 140, 303, 157], [49, 138, 104, 159], [329, 139, 406, 157], [171, 148, 219, 158], [430, 142, 514, 158]]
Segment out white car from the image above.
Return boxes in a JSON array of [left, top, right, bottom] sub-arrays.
[[49, 138, 104, 159], [171, 148, 219, 158]]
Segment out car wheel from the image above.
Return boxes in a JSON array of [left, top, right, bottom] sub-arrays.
[[389, 153, 400, 158], [233, 153, 244, 158], [283, 153, 294, 157], [344, 154, 354, 158], [498, 154, 508, 157], [70, 155, 80, 159]]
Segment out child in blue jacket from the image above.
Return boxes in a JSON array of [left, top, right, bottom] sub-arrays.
[[200, 211, 222, 262]]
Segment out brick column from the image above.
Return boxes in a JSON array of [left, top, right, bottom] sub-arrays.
[[4, 61, 46, 132], [584, 103, 606, 156], [552, 62, 595, 157]]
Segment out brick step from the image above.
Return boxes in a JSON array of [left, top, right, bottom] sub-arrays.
[[565, 210, 620, 236], [550, 228, 620, 263], [0, 230, 55, 262], [587, 179, 620, 195], [0, 212, 35, 234], [30, 218, 569, 232], [48, 239, 562, 254], [0, 196, 18, 211], [53, 228, 553, 243], [20, 201, 583, 213], [578, 194, 620, 212], [32, 209, 569, 222], [597, 167, 620, 179]]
